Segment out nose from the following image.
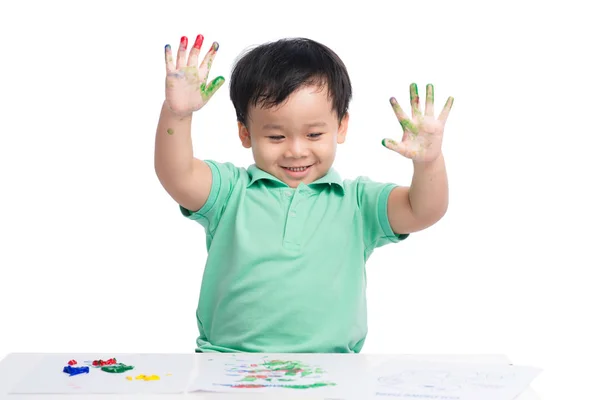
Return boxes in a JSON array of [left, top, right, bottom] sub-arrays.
[[284, 138, 309, 159]]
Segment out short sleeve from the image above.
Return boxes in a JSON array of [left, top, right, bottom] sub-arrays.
[[356, 176, 409, 252], [179, 160, 241, 235]]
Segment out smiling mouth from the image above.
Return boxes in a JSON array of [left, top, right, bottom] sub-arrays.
[[282, 164, 313, 172]]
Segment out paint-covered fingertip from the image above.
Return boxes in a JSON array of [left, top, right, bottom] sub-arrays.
[[213, 42, 220, 51], [382, 138, 398, 148], [410, 83, 418, 95], [389, 97, 397, 104], [165, 44, 171, 50]]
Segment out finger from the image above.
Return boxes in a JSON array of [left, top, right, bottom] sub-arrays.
[[438, 96, 455, 124], [165, 44, 175, 73], [176, 36, 189, 70], [425, 84, 434, 117], [199, 42, 220, 80], [381, 138, 415, 159], [200, 76, 226, 102], [410, 83, 422, 119], [187, 34, 205, 67], [390, 97, 418, 134]]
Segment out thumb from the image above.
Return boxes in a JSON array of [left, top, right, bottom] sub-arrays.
[[200, 76, 225, 101], [381, 138, 413, 158]]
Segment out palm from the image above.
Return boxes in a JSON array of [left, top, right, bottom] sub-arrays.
[[164, 35, 224, 117], [383, 83, 454, 163]]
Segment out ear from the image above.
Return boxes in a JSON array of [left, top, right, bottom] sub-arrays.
[[336, 112, 349, 144], [238, 122, 252, 148]]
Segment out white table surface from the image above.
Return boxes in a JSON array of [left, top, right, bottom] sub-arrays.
[[0, 352, 541, 399]]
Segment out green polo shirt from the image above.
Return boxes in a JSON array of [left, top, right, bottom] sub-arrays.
[[180, 160, 408, 353]]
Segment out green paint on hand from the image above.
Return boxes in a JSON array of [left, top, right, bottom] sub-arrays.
[[391, 101, 404, 117], [167, 128, 174, 135], [400, 119, 418, 133], [410, 83, 418, 96], [426, 83, 434, 103], [410, 83, 420, 113], [200, 76, 225, 100]]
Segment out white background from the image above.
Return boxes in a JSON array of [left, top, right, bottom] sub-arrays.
[[1, 1, 598, 399]]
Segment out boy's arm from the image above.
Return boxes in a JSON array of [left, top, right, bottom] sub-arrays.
[[154, 34, 224, 213], [387, 154, 448, 234], [382, 83, 454, 234], [154, 101, 212, 213]]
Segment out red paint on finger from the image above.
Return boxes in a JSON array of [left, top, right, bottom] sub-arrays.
[[180, 36, 188, 50], [193, 34, 204, 49]]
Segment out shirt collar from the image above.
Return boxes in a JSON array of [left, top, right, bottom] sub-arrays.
[[247, 164, 344, 193]]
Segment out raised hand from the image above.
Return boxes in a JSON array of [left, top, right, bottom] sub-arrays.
[[382, 83, 454, 163], [164, 34, 225, 118]]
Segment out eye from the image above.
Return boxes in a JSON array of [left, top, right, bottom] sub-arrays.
[[308, 133, 323, 139], [267, 135, 285, 140]]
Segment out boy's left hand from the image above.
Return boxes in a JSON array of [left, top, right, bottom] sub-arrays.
[[382, 83, 454, 163]]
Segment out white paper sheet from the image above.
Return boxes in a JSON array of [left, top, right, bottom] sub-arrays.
[[9, 353, 194, 394], [8, 353, 541, 399], [371, 359, 541, 400], [187, 353, 371, 399]]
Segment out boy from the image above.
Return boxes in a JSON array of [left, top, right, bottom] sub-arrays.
[[155, 34, 453, 353]]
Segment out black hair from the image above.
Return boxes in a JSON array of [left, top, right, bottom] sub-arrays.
[[229, 37, 352, 125]]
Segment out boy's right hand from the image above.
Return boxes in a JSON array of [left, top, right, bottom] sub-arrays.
[[164, 34, 225, 118]]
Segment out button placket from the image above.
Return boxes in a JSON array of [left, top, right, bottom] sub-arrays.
[[282, 189, 303, 248]]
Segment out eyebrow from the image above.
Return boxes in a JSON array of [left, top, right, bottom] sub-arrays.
[[262, 122, 328, 130]]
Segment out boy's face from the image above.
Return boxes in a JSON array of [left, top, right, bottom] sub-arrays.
[[238, 84, 348, 188]]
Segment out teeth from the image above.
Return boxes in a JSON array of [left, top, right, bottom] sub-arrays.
[[286, 166, 308, 172]]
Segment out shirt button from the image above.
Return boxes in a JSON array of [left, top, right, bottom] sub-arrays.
[[290, 210, 296, 217], [285, 191, 292, 197]]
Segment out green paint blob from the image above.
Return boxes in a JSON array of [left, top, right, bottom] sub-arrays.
[[101, 363, 134, 373], [167, 128, 174, 135]]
